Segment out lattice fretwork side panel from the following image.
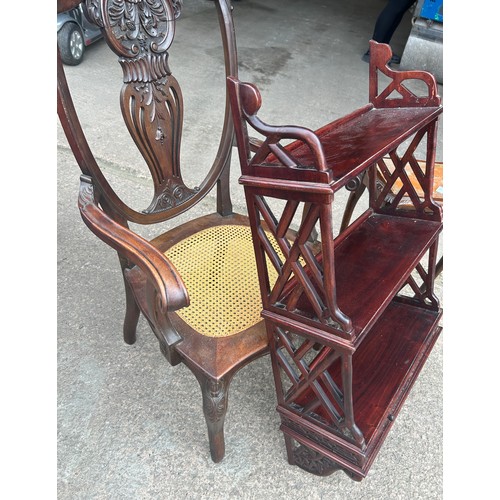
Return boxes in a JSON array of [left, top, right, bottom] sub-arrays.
[[248, 193, 353, 335], [369, 123, 442, 221], [270, 322, 365, 447], [395, 244, 440, 310]]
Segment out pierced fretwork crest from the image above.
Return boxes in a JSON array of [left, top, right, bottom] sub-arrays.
[[368, 40, 440, 108]]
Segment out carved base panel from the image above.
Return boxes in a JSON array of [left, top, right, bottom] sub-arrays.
[[292, 444, 341, 477], [280, 411, 367, 481], [284, 435, 364, 481]]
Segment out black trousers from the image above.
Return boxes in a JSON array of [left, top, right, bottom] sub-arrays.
[[372, 0, 415, 44]]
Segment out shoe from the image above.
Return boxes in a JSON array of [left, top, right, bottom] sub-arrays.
[[390, 54, 401, 65], [362, 50, 370, 63]]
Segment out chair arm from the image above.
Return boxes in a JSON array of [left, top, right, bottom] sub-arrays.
[[77, 175, 189, 315]]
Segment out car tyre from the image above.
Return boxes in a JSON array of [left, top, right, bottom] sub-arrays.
[[58, 22, 85, 66]]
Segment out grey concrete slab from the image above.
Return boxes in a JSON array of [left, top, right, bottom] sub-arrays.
[[58, 1, 443, 498]]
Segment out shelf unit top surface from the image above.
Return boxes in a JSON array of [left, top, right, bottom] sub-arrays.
[[287, 105, 442, 190]]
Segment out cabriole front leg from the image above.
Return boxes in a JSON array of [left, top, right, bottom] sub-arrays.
[[197, 374, 232, 463]]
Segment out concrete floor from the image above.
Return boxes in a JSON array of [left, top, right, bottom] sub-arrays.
[[56, 1, 444, 498]]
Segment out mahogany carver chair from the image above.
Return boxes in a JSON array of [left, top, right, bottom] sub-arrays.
[[227, 40, 443, 479], [57, 0, 271, 463]]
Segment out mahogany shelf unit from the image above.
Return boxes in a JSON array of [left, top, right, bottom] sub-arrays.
[[228, 40, 443, 480]]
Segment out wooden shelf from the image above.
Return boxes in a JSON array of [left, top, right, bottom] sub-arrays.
[[279, 300, 442, 477], [286, 105, 442, 190], [277, 211, 441, 348], [351, 301, 441, 441], [334, 212, 442, 346]]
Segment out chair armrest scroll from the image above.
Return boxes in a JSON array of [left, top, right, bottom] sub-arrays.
[[77, 175, 189, 315]]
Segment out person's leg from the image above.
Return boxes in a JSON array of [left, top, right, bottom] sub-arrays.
[[374, 0, 415, 44], [363, 0, 415, 63]]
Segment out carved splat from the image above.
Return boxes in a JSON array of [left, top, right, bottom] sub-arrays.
[[86, 0, 197, 212]]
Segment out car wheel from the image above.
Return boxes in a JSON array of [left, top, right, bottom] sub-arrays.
[[58, 23, 85, 65]]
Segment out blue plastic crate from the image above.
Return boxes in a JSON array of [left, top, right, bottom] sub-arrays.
[[420, 0, 443, 23]]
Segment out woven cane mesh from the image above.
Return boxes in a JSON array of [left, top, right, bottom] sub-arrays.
[[164, 224, 277, 338]]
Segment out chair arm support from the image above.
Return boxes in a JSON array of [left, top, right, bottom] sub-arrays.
[[77, 175, 189, 315]]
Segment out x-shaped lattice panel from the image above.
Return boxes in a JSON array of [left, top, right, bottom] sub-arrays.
[[272, 325, 365, 446], [251, 194, 351, 332], [371, 129, 441, 220]]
